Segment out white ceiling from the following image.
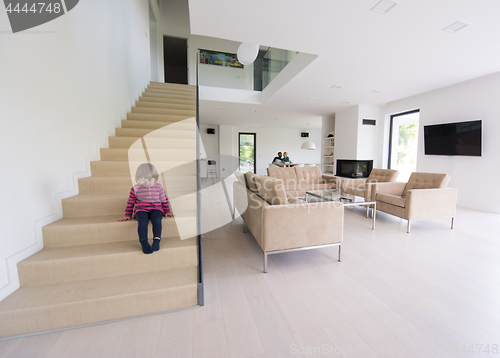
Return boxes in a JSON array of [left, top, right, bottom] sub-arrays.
[[188, 0, 500, 125]]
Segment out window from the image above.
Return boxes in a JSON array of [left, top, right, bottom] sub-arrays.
[[388, 110, 420, 182], [239, 133, 256, 173]]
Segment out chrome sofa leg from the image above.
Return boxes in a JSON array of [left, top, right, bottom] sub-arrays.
[[407, 219, 411, 233], [338, 245, 342, 262], [263, 253, 268, 273], [366, 207, 369, 218], [451, 217, 455, 229]]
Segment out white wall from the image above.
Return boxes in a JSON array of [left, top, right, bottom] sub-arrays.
[[218, 126, 321, 176], [334, 106, 359, 166], [357, 105, 380, 166], [0, 0, 152, 301], [378, 71, 500, 213]]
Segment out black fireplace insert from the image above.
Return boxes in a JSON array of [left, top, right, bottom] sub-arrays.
[[336, 159, 373, 178]]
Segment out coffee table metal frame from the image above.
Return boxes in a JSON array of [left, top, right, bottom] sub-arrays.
[[305, 189, 376, 230]]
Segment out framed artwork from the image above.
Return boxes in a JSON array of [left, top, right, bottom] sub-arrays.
[[200, 49, 244, 69]]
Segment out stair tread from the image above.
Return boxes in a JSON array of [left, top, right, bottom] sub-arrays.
[[21, 237, 196, 264], [64, 191, 196, 201], [0, 267, 198, 312], [45, 212, 197, 228]]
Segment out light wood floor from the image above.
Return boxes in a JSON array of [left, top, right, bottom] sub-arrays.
[[1, 199, 500, 357]]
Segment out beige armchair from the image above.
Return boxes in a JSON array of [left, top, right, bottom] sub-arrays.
[[341, 168, 400, 201], [375, 172, 457, 233]]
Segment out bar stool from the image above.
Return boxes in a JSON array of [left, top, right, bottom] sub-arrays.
[[207, 160, 218, 179]]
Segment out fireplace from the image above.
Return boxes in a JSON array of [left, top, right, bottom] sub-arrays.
[[336, 159, 373, 178]]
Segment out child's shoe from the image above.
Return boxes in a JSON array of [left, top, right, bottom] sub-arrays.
[[140, 239, 152, 254], [152, 238, 161, 252]]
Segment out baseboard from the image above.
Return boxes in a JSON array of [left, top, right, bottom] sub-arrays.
[[0, 129, 116, 303]]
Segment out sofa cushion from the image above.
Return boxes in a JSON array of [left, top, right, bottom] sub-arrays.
[[377, 193, 406, 208], [295, 167, 323, 185], [254, 175, 288, 205], [368, 169, 399, 183], [267, 167, 298, 182], [245, 172, 259, 192], [403, 172, 451, 197], [234, 171, 247, 187]]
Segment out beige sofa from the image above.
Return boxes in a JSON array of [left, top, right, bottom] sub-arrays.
[[266, 166, 338, 197], [375, 172, 457, 233], [234, 171, 344, 272]]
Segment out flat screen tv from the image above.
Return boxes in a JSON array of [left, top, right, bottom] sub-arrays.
[[424, 120, 482, 156]]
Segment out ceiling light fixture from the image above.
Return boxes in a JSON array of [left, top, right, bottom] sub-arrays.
[[237, 43, 259, 65], [371, 0, 399, 14], [370, 90, 382, 93], [443, 21, 470, 33], [307, 97, 317, 101], [301, 141, 316, 150], [342, 101, 351, 104], [330, 85, 342, 89]]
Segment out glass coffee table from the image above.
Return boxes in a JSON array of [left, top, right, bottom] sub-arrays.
[[305, 190, 376, 230]]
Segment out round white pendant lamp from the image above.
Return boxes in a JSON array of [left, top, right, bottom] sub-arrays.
[[301, 141, 316, 150], [237, 43, 259, 65]]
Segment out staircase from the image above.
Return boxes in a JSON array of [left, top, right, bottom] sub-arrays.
[[0, 82, 200, 338]]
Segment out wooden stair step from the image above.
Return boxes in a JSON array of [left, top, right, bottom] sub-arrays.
[[100, 148, 196, 161], [108, 136, 196, 149], [130, 107, 196, 116], [148, 82, 196, 91], [42, 212, 197, 247], [138, 96, 195, 105], [126, 112, 194, 122], [90, 160, 196, 177], [62, 192, 196, 217], [134, 101, 195, 111], [18, 237, 197, 286], [78, 174, 197, 193], [115, 127, 196, 138], [0, 267, 198, 338], [121, 119, 195, 130]]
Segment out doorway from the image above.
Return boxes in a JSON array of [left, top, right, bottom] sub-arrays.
[[239, 133, 256, 174], [388, 110, 420, 182], [149, 4, 158, 81], [163, 36, 188, 84]]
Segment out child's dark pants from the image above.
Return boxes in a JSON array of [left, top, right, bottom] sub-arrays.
[[135, 210, 163, 241]]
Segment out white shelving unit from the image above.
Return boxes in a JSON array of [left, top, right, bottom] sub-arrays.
[[322, 136, 335, 174]]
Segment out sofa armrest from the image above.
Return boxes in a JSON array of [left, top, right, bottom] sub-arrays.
[[374, 182, 406, 197], [406, 188, 457, 219], [260, 201, 344, 252], [322, 174, 339, 189]]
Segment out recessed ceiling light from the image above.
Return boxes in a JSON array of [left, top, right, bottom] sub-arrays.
[[342, 101, 351, 104], [371, 0, 399, 14], [370, 90, 382, 93], [307, 97, 317, 101], [330, 85, 342, 89], [443, 21, 470, 33]]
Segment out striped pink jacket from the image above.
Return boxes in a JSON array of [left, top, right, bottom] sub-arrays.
[[124, 182, 171, 218]]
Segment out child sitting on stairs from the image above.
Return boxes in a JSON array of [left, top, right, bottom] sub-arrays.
[[118, 163, 174, 254]]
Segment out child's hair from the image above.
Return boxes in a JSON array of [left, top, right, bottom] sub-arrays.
[[283, 152, 288, 157], [135, 163, 159, 182]]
